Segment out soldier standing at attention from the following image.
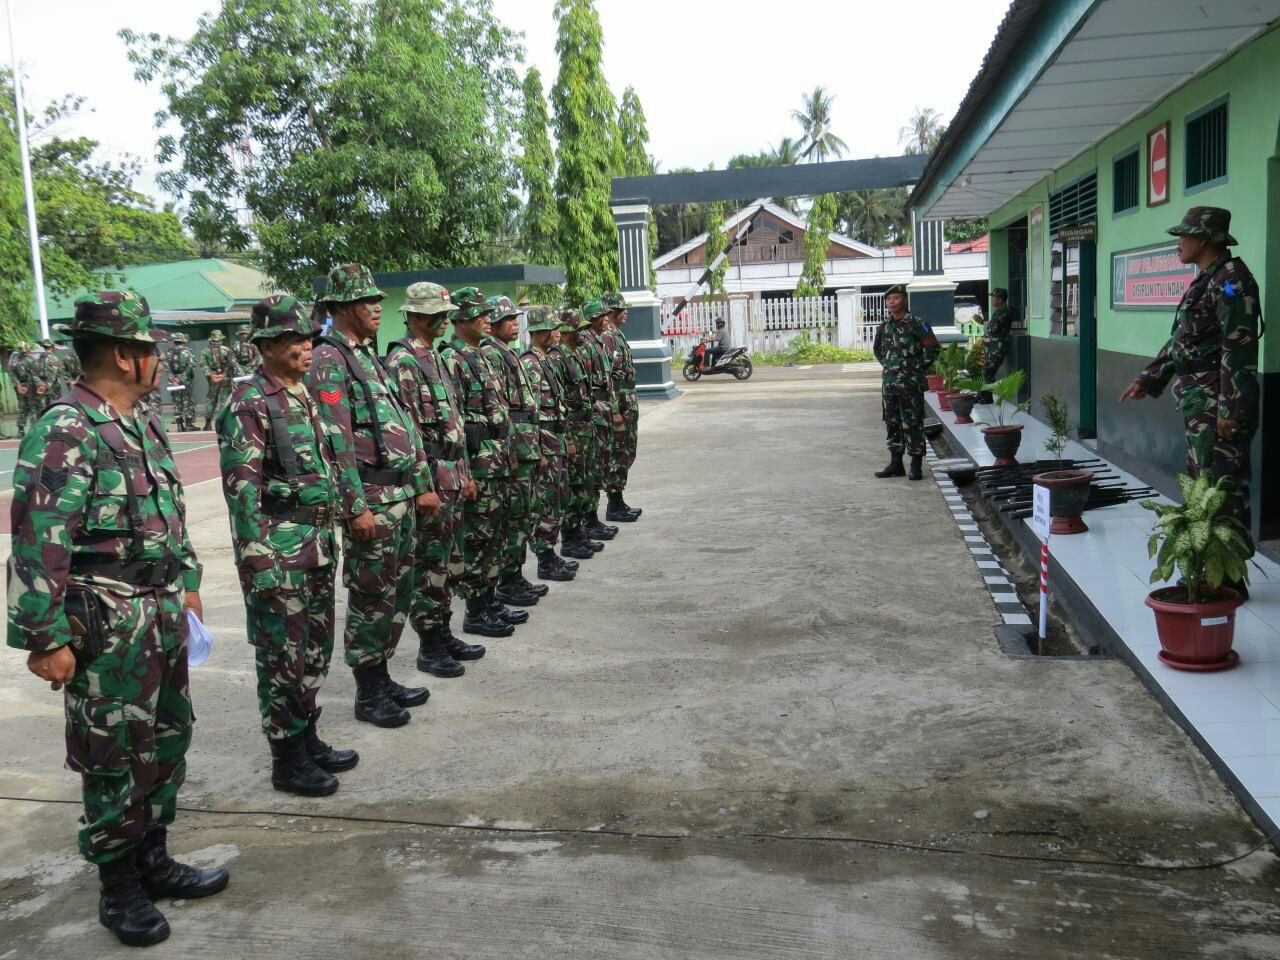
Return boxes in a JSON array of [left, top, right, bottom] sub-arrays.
[[555, 311, 605, 560], [11, 342, 35, 436], [386, 282, 487, 676], [309, 263, 436, 727], [8, 291, 227, 947], [200, 329, 234, 430], [983, 287, 1013, 385], [1121, 206, 1262, 598], [579, 299, 621, 542], [216, 296, 357, 797], [64, 343, 82, 387], [601, 292, 642, 522], [872, 283, 940, 481], [521, 307, 577, 582], [44, 338, 67, 396], [482, 296, 547, 608], [231, 326, 259, 379], [165, 333, 198, 433]]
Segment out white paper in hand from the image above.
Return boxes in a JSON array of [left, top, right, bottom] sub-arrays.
[[186, 610, 214, 666]]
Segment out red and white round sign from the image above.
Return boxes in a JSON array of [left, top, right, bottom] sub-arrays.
[[1149, 127, 1168, 205]]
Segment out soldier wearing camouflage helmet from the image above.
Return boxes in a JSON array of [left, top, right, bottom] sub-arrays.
[[309, 263, 436, 727], [165, 333, 198, 432], [1122, 207, 1263, 596], [42, 337, 68, 397], [872, 284, 940, 481], [386, 282, 486, 677], [7, 291, 228, 947], [553, 310, 605, 560], [230, 324, 259, 379], [12, 340, 45, 437], [601, 292, 642, 522], [200, 329, 235, 429], [216, 295, 355, 797]]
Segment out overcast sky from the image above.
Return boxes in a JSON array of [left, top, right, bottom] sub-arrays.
[[4, 0, 1012, 203]]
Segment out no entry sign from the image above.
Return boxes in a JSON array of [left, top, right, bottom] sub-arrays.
[[1148, 122, 1169, 207]]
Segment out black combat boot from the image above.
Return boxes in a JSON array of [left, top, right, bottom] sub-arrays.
[[584, 512, 618, 539], [908, 455, 924, 481], [137, 824, 232, 900], [379, 660, 429, 708], [538, 549, 576, 581], [617, 494, 642, 518], [304, 706, 359, 772], [515, 572, 549, 597], [444, 630, 486, 661], [201, 418, 212, 431], [874, 454, 906, 478], [561, 529, 595, 560], [98, 859, 170, 947], [606, 491, 640, 522], [269, 734, 339, 796], [496, 573, 540, 607], [352, 663, 411, 727], [416, 624, 465, 678], [488, 593, 529, 625], [462, 595, 514, 637]]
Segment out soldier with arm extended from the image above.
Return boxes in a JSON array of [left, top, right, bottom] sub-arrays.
[[216, 295, 356, 797], [8, 291, 227, 947], [386, 282, 486, 676], [872, 283, 940, 482], [602, 292, 642, 522]]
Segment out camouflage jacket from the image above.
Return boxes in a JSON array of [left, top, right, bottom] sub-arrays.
[[387, 337, 472, 492], [202, 343, 235, 381], [7, 383, 201, 654], [166, 346, 197, 386], [481, 336, 541, 464], [520, 347, 567, 458], [548, 344, 592, 430], [63, 352, 81, 383], [216, 372, 340, 594], [578, 328, 620, 424], [441, 335, 512, 479], [602, 327, 636, 394], [15, 352, 58, 398], [985, 306, 1013, 348], [231, 342, 260, 379], [309, 330, 433, 517], [1137, 255, 1262, 423], [873, 313, 941, 394]]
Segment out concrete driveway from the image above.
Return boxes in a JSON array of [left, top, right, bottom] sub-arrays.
[[3, 367, 1279, 958]]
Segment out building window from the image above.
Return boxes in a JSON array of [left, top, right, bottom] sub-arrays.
[[1185, 98, 1228, 191], [1049, 241, 1080, 337], [1113, 149, 1139, 215]]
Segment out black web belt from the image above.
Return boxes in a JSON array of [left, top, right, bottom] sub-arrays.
[[70, 554, 182, 588]]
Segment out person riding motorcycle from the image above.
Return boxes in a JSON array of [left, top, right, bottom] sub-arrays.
[[703, 319, 730, 370]]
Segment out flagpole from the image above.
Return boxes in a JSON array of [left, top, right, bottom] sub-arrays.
[[6, 0, 49, 340]]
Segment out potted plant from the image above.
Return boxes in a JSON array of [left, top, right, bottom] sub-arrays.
[[925, 365, 946, 393], [973, 370, 1029, 464], [934, 343, 964, 411], [949, 375, 983, 425], [1142, 474, 1252, 671], [1031, 391, 1093, 534]]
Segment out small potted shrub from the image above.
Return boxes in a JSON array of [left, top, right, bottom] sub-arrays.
[[934, 343, 964, 411], [973, 370, 1029, 464], [1031, 391, 1093, 534], [926, 365, 945, 393], [1142, 474, 1251, 671], [949, 375, 983, 425]]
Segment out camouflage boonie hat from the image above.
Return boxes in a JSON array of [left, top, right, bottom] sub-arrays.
[[525, 307, 559, 333], [1167, 206, 1237, 246], [56, 290, 167, 343], [885, 284, 908, 297], [559, 308, 583, 334], [235, 326, 250, 337], [171, 333, 188, 345], [486, 295, 519, 320], [209, 329, 226, 342], [399, 281, 452, 316], [251, 295, 319, 342], [451, 286, 493, 322], [582, 298, 608, 321], [321, 262, 384, 304], [602, 292, 627, 311]]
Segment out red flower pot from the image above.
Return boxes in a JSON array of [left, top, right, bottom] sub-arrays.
[[981, 424, 1023, 465], [938, 390, 952, 411], [926, 374, 945, 392], [1146, 586, 1243, 671], [949, 391, 977, 424], [1031, 469, 1093, 534]]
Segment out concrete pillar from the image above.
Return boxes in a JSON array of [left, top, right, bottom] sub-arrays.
[[908, 210, 956, 331], [612, 201, 677, 400], [835, 287, 860, 348], [727, 293, 749, 351]]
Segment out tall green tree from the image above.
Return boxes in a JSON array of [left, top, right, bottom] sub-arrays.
[[551, 0, 619, 303], [703, 198, 728, 297], [795, 192, 836, 298], [837, 189, 905, 248], [516, 66, 562, 302], [122, 0, 523, 293], [651, 166, 702, 255], [617, 85, 657, 291], [899, 106, 944, 155], [793, 87, 848, 162]]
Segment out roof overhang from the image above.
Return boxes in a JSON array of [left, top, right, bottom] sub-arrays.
[[914, 0, 1280, 219]]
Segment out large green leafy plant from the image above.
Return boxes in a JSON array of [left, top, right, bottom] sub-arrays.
[[1143, 474, 1253, 604], [970, 370, 1029, 427]]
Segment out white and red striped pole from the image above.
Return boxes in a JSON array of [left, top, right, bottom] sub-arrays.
[[1038, 537, 1050, 651]]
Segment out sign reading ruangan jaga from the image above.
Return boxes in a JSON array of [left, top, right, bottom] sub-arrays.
[[1111, 242, 1198, 309]]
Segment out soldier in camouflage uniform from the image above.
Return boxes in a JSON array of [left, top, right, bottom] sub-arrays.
[[601, 292, 642, 522], [521, 308, 577, 582], [231, 325, 259, 379], [165, 333, 198, 432], [12, 342, 38, 436], [553, 311, 604, 560], [64, 345, 82, 387], [14, 340, 58, 436], [44, 338, 68, 396], [482, 296, 547, 608], [440, 288, 521, 637], [309, 263, 436, 727], [1122, 206, 1263, 596], [579, 299, 622, 541], [216, 296, 357, 797], [200, 329, 234, 429], [7, 291, 228, 947], [387, 282, 487, 676], [983, 288, 1013, 384], [872, 283, 940, 481]]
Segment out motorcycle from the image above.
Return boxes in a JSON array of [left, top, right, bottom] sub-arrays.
[[682, 340, 753, 382]]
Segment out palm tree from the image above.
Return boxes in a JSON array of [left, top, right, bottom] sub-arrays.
[[839, 190, 903, 248], [771, 136, 802, 166], [899, 107, 944, 156], [792, 87, 848, 163]]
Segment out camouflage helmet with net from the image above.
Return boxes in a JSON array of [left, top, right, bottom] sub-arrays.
[[486, 295, 519, 320], [451, 286, 494, 322], [525, 307, 559, 334], [582, 298, 608, 322], [321, 262, 385, 304]]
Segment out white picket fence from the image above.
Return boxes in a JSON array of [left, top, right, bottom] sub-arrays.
[[661, 293, 886, 358]]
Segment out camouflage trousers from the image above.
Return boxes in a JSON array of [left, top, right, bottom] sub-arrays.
[[501, 462, 539, 575], [460, 475, 505, 599], [531, 453, 568, 553], [64, 587, 191, 864], [883, 389, 926, 457], [607, 392, 639, 493], [1185, 411, 1255, 551], [412, 486, 465, 632], [565, 423, 596, 531], [171, 383, 196, 427], [247, 565, 336, 740], [16, 390, 48, 433], [341, 498, 416, 668], [204, 378, 231, 422], [983, 348, 1007, 383]]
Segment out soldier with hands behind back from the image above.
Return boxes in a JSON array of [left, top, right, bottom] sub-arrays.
[[872, 284, 940, 482]]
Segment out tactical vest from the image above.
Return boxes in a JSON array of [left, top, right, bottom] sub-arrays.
[[318, 332, 395, 469], [387, 339, 466, 462]]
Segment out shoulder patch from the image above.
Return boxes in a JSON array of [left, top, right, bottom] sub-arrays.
[[319, 389, 342, 405], [37, 465, 69, 494], [1222, 280, 1239, 299]]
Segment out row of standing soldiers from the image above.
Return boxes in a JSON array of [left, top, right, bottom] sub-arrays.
[[9, 338, 81, 436], [162, 327, 259, 433], [7, 264, 645, 947]]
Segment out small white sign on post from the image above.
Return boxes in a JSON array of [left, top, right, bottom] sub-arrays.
[[1031, 483, 1052, 542], [1032, 483, 1052, 649]]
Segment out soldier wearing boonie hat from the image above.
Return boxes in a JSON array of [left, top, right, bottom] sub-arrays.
[[386, 282, 487, 674], [1122, 207, 1263, 595], [230, 323, 259, 379], [576, 299, 622, 542], [599, 292, 641, 523], [9, 290, 227, 946], [310, 263, 436, 726], [200, 327, 235, 429], [165, 331, 199, 432], [550, 309, 603, 559]]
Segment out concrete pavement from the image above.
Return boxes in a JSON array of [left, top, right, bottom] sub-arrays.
[[3, 366, 1280, 958]]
